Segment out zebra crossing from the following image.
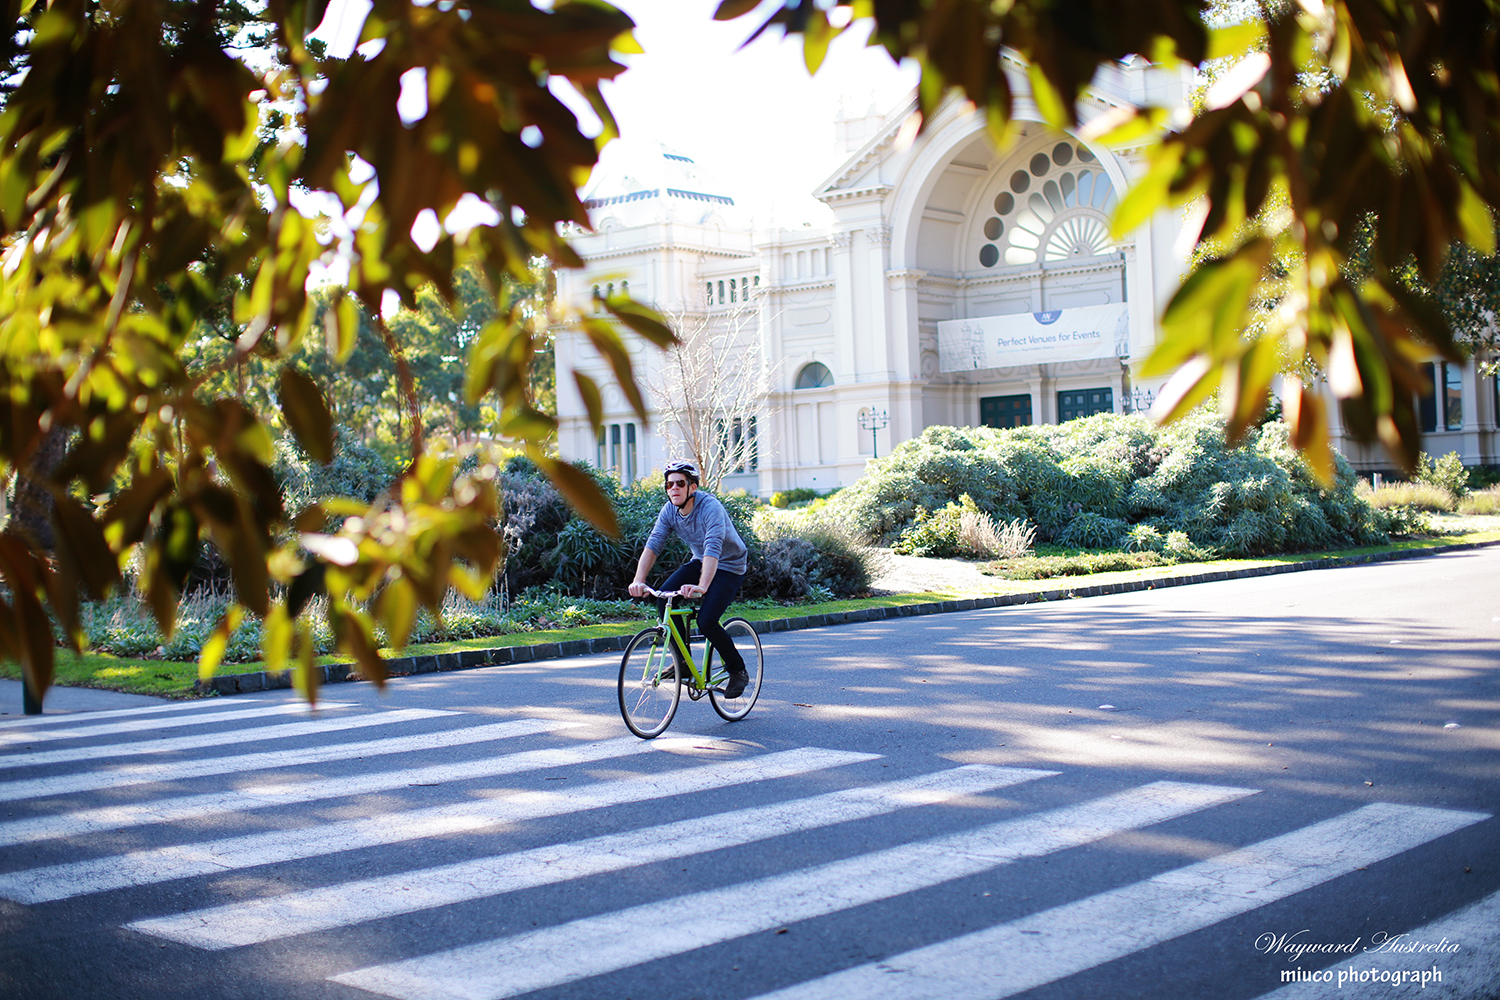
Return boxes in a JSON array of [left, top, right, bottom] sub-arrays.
[[1, 696, 1490, 1000]]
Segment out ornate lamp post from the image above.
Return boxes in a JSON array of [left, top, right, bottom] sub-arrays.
[[859, 408, 890, 459]]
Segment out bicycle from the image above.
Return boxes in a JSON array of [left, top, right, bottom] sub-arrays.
[[617, 586, 764, 739]]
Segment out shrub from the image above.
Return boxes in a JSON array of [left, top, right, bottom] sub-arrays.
[[1457, 486, 1500, 515], [749, 508, 872, 598], [1378, 505, 1432, 536], [1123, 524, 1164, 552], [960, 512, 1035, 559], [769, 487, 823, 508], [826, 411, 1387, 557], [1359, 480, 1457, 512], [1057, 512, 1129, 550], [1415, 451, 1470, 497]]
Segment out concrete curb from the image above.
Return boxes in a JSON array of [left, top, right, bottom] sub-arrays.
[[193, 538, 1500, 697]]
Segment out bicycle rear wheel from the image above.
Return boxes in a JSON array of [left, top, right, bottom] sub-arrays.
[[708, 617, 763, 721], [618, 627, 681, 739]]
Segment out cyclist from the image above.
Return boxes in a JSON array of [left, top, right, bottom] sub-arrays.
[[628, 460, 750, 698]]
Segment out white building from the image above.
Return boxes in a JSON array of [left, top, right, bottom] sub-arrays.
[[555, 59, 1499, 493]]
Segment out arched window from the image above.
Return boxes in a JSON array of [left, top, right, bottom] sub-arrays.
[[717, 280, 725, 304], [620, 279, 629, 297], [591, 285, 601, 314], [706, 281, 713, 304], [795, 362, 834, 389], [975, 139, 1116, 269]]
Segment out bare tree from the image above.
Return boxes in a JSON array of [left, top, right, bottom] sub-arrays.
[[649, 297, 775, 495]]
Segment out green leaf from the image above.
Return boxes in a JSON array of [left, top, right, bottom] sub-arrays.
[[1111, 144, 1184, 239], [537, 455, 620, 539], [574, 371, 603, 428], [261, 603, 292, 675], [1027, 63, 1069, 129], [198, 606, 242, 680], [1456, 181, 1496, 256], [379, 578, 417, 651], [1206, 21, 1267, 62], [279, 366, 336, 464]]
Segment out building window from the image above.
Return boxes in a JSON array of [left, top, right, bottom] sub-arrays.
[[625, 423, 637, 483], [1419, 362, 1464, 432], [1058, 387, 1113, 422], [718, 280, 725, 304], [741, 277, 749, 301], [980, 394, 1033, 428], [610, 423, 622, 478], [706, 281, 713, 304], [717, 417, 758, 474], [596, 426, 606, 469], [729, 279, 736, 303], [978, 140, 1115, 269], [592, 285, 601, 314], [621, 279, 629, 297], [795, 362, 833, 389]]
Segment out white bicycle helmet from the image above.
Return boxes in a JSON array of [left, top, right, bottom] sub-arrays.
[[662, 460, 699, 484]]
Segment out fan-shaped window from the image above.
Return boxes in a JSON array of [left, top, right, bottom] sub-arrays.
[[795, 362, 833, 389], [975, 139, 1117, 269]]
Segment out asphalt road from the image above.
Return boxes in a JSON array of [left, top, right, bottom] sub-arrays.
[[1, 547, 1497, 1000]]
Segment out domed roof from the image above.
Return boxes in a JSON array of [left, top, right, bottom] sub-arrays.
[[581, 141, 744, 228]]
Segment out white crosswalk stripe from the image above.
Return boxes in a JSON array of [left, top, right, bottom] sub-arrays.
[[0, 726, 618, 847], [740, 803, 1490, 1000], [129, 763, 1058, 949], [1, 701, 1490, 1000], [328, 780, 1258, 1000], [0, 745, 874, 902], [0, 716, 574, 803], [0, 697, 295, 730], [0, 706, 457, 770], [0, 700, 355, 745]]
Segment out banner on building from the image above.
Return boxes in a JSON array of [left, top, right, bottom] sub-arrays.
[[937, 303, 1130, 372]]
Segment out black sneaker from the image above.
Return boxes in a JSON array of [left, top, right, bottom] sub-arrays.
[[722, 668, 749, 699]]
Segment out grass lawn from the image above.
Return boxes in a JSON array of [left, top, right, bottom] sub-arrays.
[[8, 518, 1497, 699]]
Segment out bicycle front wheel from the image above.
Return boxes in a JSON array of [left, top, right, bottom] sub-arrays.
[[708, 617, 764, 721], [618, 627, 681, 739]]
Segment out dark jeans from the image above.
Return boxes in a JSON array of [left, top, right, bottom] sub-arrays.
[[659, 560, 746, 674]]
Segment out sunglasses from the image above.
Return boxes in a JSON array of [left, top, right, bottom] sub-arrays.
[[665, 479, 691, 490]]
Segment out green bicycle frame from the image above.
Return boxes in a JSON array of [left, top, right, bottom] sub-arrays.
[[658, 597, 730, 693]]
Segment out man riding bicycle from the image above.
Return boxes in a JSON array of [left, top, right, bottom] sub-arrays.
[[628, 460, 750, 698]]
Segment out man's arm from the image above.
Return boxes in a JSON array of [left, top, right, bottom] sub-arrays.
[[627, 547, 658, 598]]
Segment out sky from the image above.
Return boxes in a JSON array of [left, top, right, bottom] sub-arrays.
[[314, 0, 920, 226]]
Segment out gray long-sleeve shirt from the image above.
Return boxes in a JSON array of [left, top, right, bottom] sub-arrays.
[[644, 491, 748, 576]]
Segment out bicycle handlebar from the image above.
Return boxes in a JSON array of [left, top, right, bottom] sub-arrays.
[[636, 586, 696, 600]]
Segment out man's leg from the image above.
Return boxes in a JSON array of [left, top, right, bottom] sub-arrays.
[[696, 569, 747, 694], [658, 562, 702, 674]]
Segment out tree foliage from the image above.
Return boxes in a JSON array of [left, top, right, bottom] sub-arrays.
[[0, 0, 671, 705], [720, 0, 1500, 480]]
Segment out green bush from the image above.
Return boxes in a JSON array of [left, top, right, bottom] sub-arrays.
[[1377, 505, 1432, 536], [825, 411, 1387, 557], [1457, 486, 1500, 515], [1415, 451, 1470, 497], [769, 487, 824, 508], [1359, 479, 1456, 512]]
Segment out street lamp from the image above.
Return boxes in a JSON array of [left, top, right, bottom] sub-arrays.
[[859, 408, 890, 459]]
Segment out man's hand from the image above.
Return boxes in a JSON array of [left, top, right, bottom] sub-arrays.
[[628, 581, 649, 598], [680, 583, 704, 599]]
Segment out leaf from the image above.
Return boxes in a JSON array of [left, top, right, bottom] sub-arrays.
[[379, 577, 417, 651], [714, 0, 763, 20], [574, 371, 603, 428], [1456, 181, 1496, 256], [1111, 145, 1184, 239], [198, 606, 243, 679], [279, 366, 335, 464], [1207, 20, 1267, 62], [537, 454, 620, 539], [604, 297, 676, 349], [261, 603, 292, 675]]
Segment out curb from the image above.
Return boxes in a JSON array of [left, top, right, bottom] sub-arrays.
[[193, 538, 1500, 697]]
